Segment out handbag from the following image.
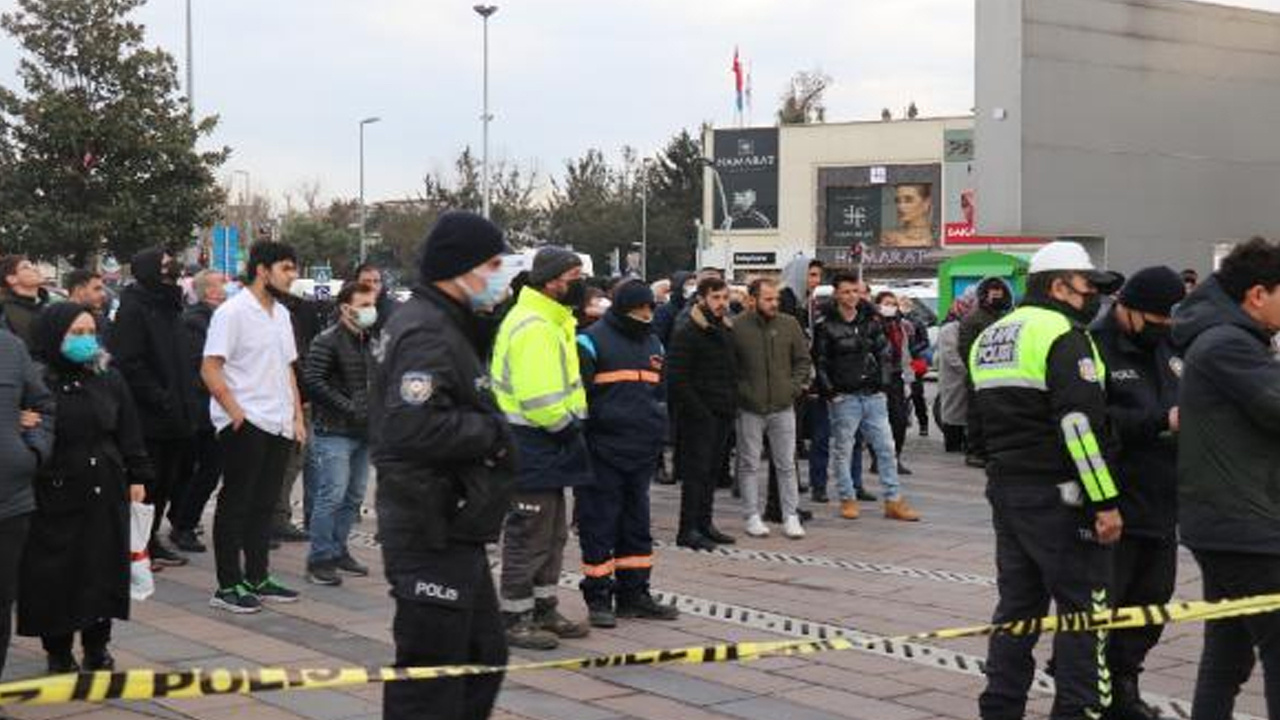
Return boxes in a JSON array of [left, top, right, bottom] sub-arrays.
[[129, 502, 155, 601]]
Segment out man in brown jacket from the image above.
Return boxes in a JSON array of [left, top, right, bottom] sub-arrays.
[[732, 278, 812, 539]]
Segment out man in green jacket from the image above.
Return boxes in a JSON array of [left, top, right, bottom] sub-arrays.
[[732, 278, 812, 539]]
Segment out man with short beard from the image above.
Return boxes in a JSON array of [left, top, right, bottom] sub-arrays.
[[202, 241, 307, 614], [111, 247, 198, 568]]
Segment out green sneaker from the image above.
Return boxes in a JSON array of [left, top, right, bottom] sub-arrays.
[[210, 583, 263, 614], [251, 576, 300, 604]]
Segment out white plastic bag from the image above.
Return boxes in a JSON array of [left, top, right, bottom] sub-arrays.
[[130, 502, 155, 601]]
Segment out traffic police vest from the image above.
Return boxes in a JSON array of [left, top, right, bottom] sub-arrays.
[[491, 286, 587, 432], [969, 305, 1118, 506]]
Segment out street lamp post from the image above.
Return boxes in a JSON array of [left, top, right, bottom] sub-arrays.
[[640, 158, 652, 280], [185, 0, 193, 108], [358, 116, 381, 264], [232, 170, 249, 274], [474, 5, 498, 219]]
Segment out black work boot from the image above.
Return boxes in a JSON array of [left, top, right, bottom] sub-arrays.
[[82, 647, 115, 672], [533, 598, 590, 639], [616, 593, 679, 621], [503, 611, 559, 651], [586, 599, 617, 629], [46, 652, 79, 674], [1107, 676, 1168, 720]]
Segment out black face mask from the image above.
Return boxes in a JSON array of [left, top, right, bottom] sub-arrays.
[[988, 294, 1012, 313], [1061, 288, 1102, 325], [1133, 320, 1170, 351], [162, 259, 182, 282], [559, 279, 587, 308]]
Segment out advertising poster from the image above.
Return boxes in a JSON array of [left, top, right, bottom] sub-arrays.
[[819, 164, 942, 249], [712, 128, 779, 230], [943, 129, 977, 244]]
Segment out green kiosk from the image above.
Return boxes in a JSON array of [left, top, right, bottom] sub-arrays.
[[936, 250, 1029, 317]]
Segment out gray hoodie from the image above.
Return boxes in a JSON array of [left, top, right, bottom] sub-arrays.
[[0, 329, 56, 522]]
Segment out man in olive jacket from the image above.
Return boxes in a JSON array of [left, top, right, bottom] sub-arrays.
[[732, 278, 811, 539]]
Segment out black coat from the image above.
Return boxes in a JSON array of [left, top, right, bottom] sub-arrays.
[[304, 323, 373, 438], [667, 303, 737, 419], [18, 365, 152, 638], [371, 285, 515, 553], [110, 249, 195, 440], [1091, 310, 1179, 539], [1173, 276, 1280, 555], [279, 294, 334, 404], [182, 302, 215, 432], [811, 301, 889, 397], [0, 288, 49, 349]]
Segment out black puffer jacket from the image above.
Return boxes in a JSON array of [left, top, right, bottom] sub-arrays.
[[182, 302, 216, 432], [666, 303, 737, 419], [1173, 276, 1280, 556], [304, 323, 372, 439], [811, 301, 889, 397], [109, 248, 195, 440]]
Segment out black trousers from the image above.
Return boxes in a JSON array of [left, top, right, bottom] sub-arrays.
[[1190, 549, 1280, 720], [909, 377, 928, 429], [42, 618, 111, 657], [576, 456, 654, 606], [980, 485, 1113, 720], [213, 423, 292, 589], [942, 424, 966, 453], [677, 412, 731, 538], [0, 513, 30, 679], [171, 427, 222, 532], [886, 380, 908, 457], [965, 380, 988, 460], [384, 547, 507, 720], [145, 438, 192, 542], [1108, 534, 1176, 682]]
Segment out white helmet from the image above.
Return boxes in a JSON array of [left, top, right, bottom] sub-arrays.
[[1028, 241, 1123, 292]]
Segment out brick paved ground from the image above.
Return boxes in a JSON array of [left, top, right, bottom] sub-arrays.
[[1, 423, 1265, 719]]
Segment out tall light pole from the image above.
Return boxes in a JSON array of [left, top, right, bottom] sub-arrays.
[[232, 170, 249, 273], [358, 116, 381, 263], [640, 157, 652, 280], [185, 0, 193, 108], [474, 4, 498, 219]]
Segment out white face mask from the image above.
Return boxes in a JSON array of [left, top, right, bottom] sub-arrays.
[[351, 306, 378, 330], [879, 305, 899, 318], [683, 284, 697, 299]]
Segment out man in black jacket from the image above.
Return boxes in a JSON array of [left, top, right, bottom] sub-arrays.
[[168, 270, 227, 553], [303, 281, 377, 586], [958, 276, 1013, 468], [812, 274, 919, 522], [371, 212, 515, 720], [1172, 238, 1280, 719], [0, 254, 50, 348], [1091, 267, 1184, 720], [111, 247, 196, 567], [667, 276, 738, 551]]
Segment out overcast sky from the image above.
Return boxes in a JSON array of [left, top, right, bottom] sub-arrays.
[[2, 0, 1279, 207]]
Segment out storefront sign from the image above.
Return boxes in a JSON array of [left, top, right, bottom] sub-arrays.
[[713, 128, 780, 230], [733, 252, 778, 266]]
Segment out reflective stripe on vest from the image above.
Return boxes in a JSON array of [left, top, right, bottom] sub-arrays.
[[594, 369, 661, 385]]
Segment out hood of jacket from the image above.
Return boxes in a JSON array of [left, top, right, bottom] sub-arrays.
[[779, 255, 811, 299], [1172, 275, 1273, 351], [128, 247, 183, 309], [976, 276, 1015, 312]]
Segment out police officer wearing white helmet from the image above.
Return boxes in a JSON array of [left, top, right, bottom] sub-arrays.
[[969, 241, 1125, 720]]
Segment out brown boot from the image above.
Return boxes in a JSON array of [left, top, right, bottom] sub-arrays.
[[534, 598, 590, 639], [839, 499, 860, 520], [884, 499, 921, 522]]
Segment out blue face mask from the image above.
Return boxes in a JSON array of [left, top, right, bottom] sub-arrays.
[[455, 270, 506, 311], [61, 334, 100, 364]]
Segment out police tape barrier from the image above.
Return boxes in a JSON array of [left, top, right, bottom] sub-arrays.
[[4, 592, 1280, 707]]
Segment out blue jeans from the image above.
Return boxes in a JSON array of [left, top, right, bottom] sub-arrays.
[[809, 398, 864, 494], [307, 433, 370, 565], [829, 393, 899, 501]]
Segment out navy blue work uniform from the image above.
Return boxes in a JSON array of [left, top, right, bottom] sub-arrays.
[[574, 311, 667, 608]]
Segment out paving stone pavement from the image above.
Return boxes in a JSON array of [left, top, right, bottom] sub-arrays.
[[0, 423, 1265, 719]]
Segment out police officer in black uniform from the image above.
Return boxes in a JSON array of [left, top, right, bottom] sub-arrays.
[[371, 211, 515, 720], [970, 241, 1125, 720], [1091, 267, 1184, 720]]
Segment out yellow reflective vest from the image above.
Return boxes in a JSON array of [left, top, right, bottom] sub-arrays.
[[491, 287, 588, 432]]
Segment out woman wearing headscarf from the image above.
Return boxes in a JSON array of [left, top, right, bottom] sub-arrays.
[[935, 289, 978, 453], [17, 303, 151, 673]]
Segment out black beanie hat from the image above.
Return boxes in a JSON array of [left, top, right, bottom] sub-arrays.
[[418, 211, 507, 282], [1118, 266, 1185, 317], [528, 247, 583, 286], [611, 280, 655, 316]]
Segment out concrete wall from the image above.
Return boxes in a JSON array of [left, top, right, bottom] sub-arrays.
[[975, 0, 1280, 273]]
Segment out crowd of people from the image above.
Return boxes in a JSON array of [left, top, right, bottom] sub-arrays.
[[1, 213, 1280, 720]]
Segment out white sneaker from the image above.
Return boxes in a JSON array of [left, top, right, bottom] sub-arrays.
[[744, 514, 770, 537], [783, 515, 806, 539]]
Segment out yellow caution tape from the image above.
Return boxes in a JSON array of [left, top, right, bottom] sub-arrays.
[[3, 592, 1279, 707]]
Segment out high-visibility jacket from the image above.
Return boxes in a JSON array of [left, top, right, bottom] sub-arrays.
[[969, 303, 1119, 510], [491, 287, 593, 491], [492, 287, 587, 432]]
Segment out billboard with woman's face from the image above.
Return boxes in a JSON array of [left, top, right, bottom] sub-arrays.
[[819, 164, 943, 249]]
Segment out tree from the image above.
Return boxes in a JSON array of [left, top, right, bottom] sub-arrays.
[[0, 0, 228, 266], [279, 206, 360, 278], [547, 148, 637, 273], [778, 69, 832, 125], [644, 129, 703, 279]]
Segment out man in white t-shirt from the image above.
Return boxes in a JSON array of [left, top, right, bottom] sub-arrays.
[[201, 241, 306, 613]]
